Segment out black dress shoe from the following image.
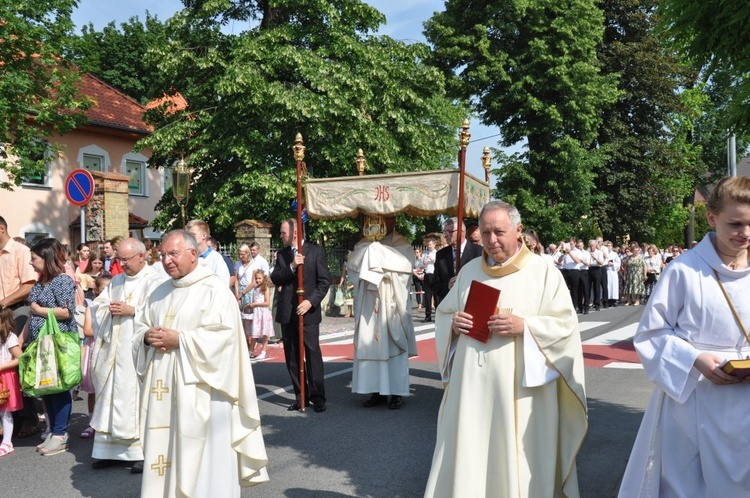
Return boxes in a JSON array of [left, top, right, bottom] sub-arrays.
[[583, 308, 589, 315], [313, 401, 326, 413], [287, 401, 310, 411], [130, 460, 144, 474], [363, 393, 387, 408], [422, 317, 432, 323], [92, 459, 119, 469], [388, 396, 402, 410]]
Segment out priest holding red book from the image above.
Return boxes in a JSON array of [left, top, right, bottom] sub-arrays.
[[424, 201, 587, 498]]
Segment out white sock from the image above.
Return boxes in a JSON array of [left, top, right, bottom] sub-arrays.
[[1, 410, 13, 445]]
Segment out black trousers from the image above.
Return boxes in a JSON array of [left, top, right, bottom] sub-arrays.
[[281, 321, 326, 403], [588, 267, 603, 307], [413, 275, 424, 306], [562, 270, 580, 310], [423, 273, 435, 319], [578, 270, 590, 311]]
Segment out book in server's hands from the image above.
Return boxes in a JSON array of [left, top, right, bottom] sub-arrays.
[[463, 280, 501, 344], [721, 359, 750, 378]]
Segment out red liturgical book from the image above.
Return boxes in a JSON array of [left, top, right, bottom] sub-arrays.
[[463, 280, 501, 343]]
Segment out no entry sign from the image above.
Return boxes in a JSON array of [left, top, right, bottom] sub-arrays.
[[65, 169, 95, 207]]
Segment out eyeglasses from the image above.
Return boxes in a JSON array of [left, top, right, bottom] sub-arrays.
[[444, 229, 455, 234], [161, 250, 188, 261], [117, 253, 139, 264]]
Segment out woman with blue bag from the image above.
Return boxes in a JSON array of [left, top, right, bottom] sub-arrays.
[[20, 238, 78, 456]]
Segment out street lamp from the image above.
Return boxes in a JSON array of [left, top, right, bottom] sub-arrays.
[[172, 157, 192, 228]]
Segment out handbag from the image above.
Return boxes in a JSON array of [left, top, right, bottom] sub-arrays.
[[19, 309, 82, 396], [0, 377, 9, 406], [333, 288, 345, 307]]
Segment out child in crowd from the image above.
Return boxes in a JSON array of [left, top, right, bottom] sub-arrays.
[[0, 307, 23, 457], [79, 274, 112, 439], [248, 270, 272, 360]]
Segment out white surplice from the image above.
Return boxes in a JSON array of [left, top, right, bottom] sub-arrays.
[[134, 264, 268, 497], [90, 265, 165, 461], [425, 244, 587, 498], [618, 233, 750, 497], [347, 232, 417, 396], [606, 251, 621, 300]]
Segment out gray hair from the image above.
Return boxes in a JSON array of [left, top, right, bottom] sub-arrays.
[[162, 230, 199, 251], [444, 217, 466, 232], [479, 201, 522, 228]]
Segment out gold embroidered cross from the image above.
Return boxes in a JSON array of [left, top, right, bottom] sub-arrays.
[[151, 379, 169, 401], [150, 454, 171, 477], [124, 292, 133, 304], [163, 307, 176, 328]]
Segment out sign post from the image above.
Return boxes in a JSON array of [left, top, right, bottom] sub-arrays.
[[65, 169, 95, 244]]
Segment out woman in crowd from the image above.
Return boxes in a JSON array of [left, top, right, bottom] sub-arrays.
[[74, 244, 91, 273], [412, 248, 424, 310], [643, 244, 663, 302], [622, 243, 646, 305], [619, 176, 750, 496], [20, 238, 79, 456]]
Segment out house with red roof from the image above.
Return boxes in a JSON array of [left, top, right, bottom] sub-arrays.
[[1, 73, 169, 246]]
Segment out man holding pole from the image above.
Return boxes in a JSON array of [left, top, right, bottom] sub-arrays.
[[271, 218, 331, 413]]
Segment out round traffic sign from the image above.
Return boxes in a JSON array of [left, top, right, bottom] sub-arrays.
[[65, 169, 95, 207]]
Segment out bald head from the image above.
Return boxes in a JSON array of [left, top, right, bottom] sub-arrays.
[[117, 237, 148, 276]]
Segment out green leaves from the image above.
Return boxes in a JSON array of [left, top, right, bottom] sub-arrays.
[[138, 1, 466, 241], [0, 0, 91, 189], [428, 0, 618, 241]]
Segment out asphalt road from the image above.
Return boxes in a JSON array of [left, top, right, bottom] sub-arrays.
[[1, 305, 651, 497]]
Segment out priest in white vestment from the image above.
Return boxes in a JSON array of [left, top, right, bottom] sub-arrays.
[[347, 219, 417, 409], [618, 176, 750, 497], [90, 238, 165, 472], [425, 201, 587, 498], [134, 230, 269, 497]]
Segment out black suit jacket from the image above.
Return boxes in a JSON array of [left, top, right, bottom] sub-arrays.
[[433, 242, 484, 301], [271, 243, 331, 325]]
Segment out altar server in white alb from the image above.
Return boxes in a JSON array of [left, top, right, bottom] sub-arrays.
[[425, 201, 587, 498], [347, 217, 417, 410], [134, 230, 268, 497], [90, 238, 164, 473], [619, 176, 750, 497]]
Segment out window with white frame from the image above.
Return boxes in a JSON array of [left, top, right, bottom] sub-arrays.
[[122, 152, 148, 196], [77, 145, 110, 173], [163, 165, 174, 194], [21, 142, 53, 188], [82, 153, 104, 172]]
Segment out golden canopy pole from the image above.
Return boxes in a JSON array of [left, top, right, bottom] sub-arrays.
[[292, 133, 307, 411], [455, 119, 471, 273]]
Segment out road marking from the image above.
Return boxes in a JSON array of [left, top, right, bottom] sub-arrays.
[[257, 367, 354, 402], [604, 362, 643, 369], [583, 323, 638, 346], [579, 321, 608, 332]]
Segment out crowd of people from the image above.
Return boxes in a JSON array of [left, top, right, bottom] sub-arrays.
[[0, 175, 748, 497]]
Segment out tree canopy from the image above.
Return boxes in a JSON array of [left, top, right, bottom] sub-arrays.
[[67, 12, 168, 104], [137, 0, 467, 241], [425, 0, 620, 241], [660, 0, 750, 130], [0, 0, 91, 189]]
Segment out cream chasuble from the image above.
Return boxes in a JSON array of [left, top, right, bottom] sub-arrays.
[[619, 233, 750, 497], [90, 265, 165, 460], [134, 264, 269, 497], [425, 244, 587, 498], [347, 232, 418, 396]]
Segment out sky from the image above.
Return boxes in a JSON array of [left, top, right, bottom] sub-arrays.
[[71, 0, 514, 181]]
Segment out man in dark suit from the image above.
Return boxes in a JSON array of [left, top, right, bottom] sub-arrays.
[[271, 218, 331, 412], [431, 218, 483, 314]]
